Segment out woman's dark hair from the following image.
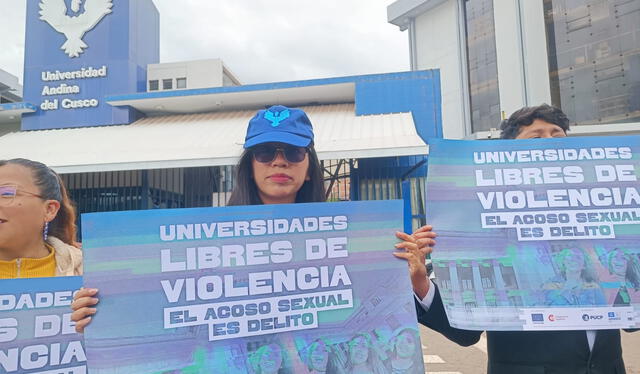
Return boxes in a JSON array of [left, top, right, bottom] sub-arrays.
[[345, 333, 386, 374], [303, 338, 343, 373], [0, 158, 77, 245], [227, 143, 326, 206], [248, 342, 291, 374], [388, 328, 422, 371], [556, 247, 597, 283], [608, 248, 640, 290], [499, 104, 571, 139]]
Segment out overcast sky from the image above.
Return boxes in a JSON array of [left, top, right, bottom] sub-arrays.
[[0, 0, 410, 85]]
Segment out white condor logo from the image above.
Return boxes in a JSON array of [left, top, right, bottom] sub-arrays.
[[39, 0, 113, 58]]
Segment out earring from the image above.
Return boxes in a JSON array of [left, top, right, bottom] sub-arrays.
[[43, 221, 49, 242]]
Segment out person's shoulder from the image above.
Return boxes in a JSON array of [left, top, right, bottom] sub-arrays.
[[48, 236, 83, 276]]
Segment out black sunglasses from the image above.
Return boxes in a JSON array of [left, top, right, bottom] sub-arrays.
[[252, 144, 308, 163]]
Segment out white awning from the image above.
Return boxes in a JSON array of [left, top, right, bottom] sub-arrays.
[[0, 104, 428, 174]]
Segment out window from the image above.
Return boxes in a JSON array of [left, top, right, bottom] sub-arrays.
[[148, 80, 159, 91], [163, 79, 173, 90], [481, 277, 493, 289], [508, 295, 523, 307], [479, 263, 495, 289], [458, 265, 474, 290], [176, 77, 187, 89], [464, 0, 501, 132], [500, 264, 518, 288], [544, 0, 640, 125], [464, 302, 477, 311]]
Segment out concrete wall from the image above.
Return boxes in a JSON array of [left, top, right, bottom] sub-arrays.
[[0, 69, 22, 102], [494, 0, 551, 117], [147, 59, 240, 91], [413, 0, 466, 139]]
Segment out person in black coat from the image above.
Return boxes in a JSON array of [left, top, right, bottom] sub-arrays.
[[396, 104, 638, 374]]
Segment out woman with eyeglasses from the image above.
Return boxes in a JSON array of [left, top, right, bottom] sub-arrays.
[[71, 105, 434, 342], [0, 158, 81, 279]]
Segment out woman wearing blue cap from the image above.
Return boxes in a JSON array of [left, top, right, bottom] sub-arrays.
[[225, 104, 433, 300], [226, 105, 325, 206], [71, 105, 434, 349]]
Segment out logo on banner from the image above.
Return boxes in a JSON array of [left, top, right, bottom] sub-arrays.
[[531, 313, 544, 323], [582, 313, 604, 321], [39, 0, 113, 58]]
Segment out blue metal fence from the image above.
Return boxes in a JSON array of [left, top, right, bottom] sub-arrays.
[[62, 156, 428, 238]]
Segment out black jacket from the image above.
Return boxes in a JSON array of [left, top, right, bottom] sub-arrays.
[[416, 285, 634, 374]]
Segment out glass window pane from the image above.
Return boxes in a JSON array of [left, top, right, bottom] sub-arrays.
[[464, 0, 501, 132], [176, 77, 187, 89], [544, 0, 640, 125]]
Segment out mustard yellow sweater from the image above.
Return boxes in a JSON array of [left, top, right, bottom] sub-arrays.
[[0, 244, 57, 279]]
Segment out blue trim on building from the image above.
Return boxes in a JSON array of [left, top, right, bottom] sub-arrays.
[[107, 69, 443, 142], [107, 70, 435, 101], [0, 102, 37, 112], [357, 156, 428, 179], [354, 69, 442, 140], [433, 70, 443, 138], [402, 180, 413, 233], [109, 77, 349, 102]]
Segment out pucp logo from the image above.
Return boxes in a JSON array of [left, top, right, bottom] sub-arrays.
[[39, 0, 113, 58], [582, 313, 604, 321]]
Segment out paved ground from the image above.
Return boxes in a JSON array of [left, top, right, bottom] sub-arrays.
[[622, 331, 640, 374], [419, 325, 640, 374]]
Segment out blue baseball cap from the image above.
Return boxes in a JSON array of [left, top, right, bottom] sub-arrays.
[[244, 105, 314, 148]]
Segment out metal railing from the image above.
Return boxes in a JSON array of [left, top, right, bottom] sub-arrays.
[[62, 156, 428, 238]]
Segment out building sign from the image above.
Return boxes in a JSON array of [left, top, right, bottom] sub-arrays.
[[22, 0, 159, 130]]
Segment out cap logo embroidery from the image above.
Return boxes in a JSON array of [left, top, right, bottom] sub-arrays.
[[264, 109, 290, 127]]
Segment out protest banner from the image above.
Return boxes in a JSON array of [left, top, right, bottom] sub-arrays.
[[0, 276, 86, 374], [426, 135, 640, 331], [81, 200, 424, 373]]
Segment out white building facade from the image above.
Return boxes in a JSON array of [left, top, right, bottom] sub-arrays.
[[0, 69, 28, 137], [147, 59, 241, 92], [388, 0, 640, 139]]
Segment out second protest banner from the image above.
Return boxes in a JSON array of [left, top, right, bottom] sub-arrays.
[[81, 200, 424, 373], [0, 276, 85, 374], [426, 135, 640, 331]]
